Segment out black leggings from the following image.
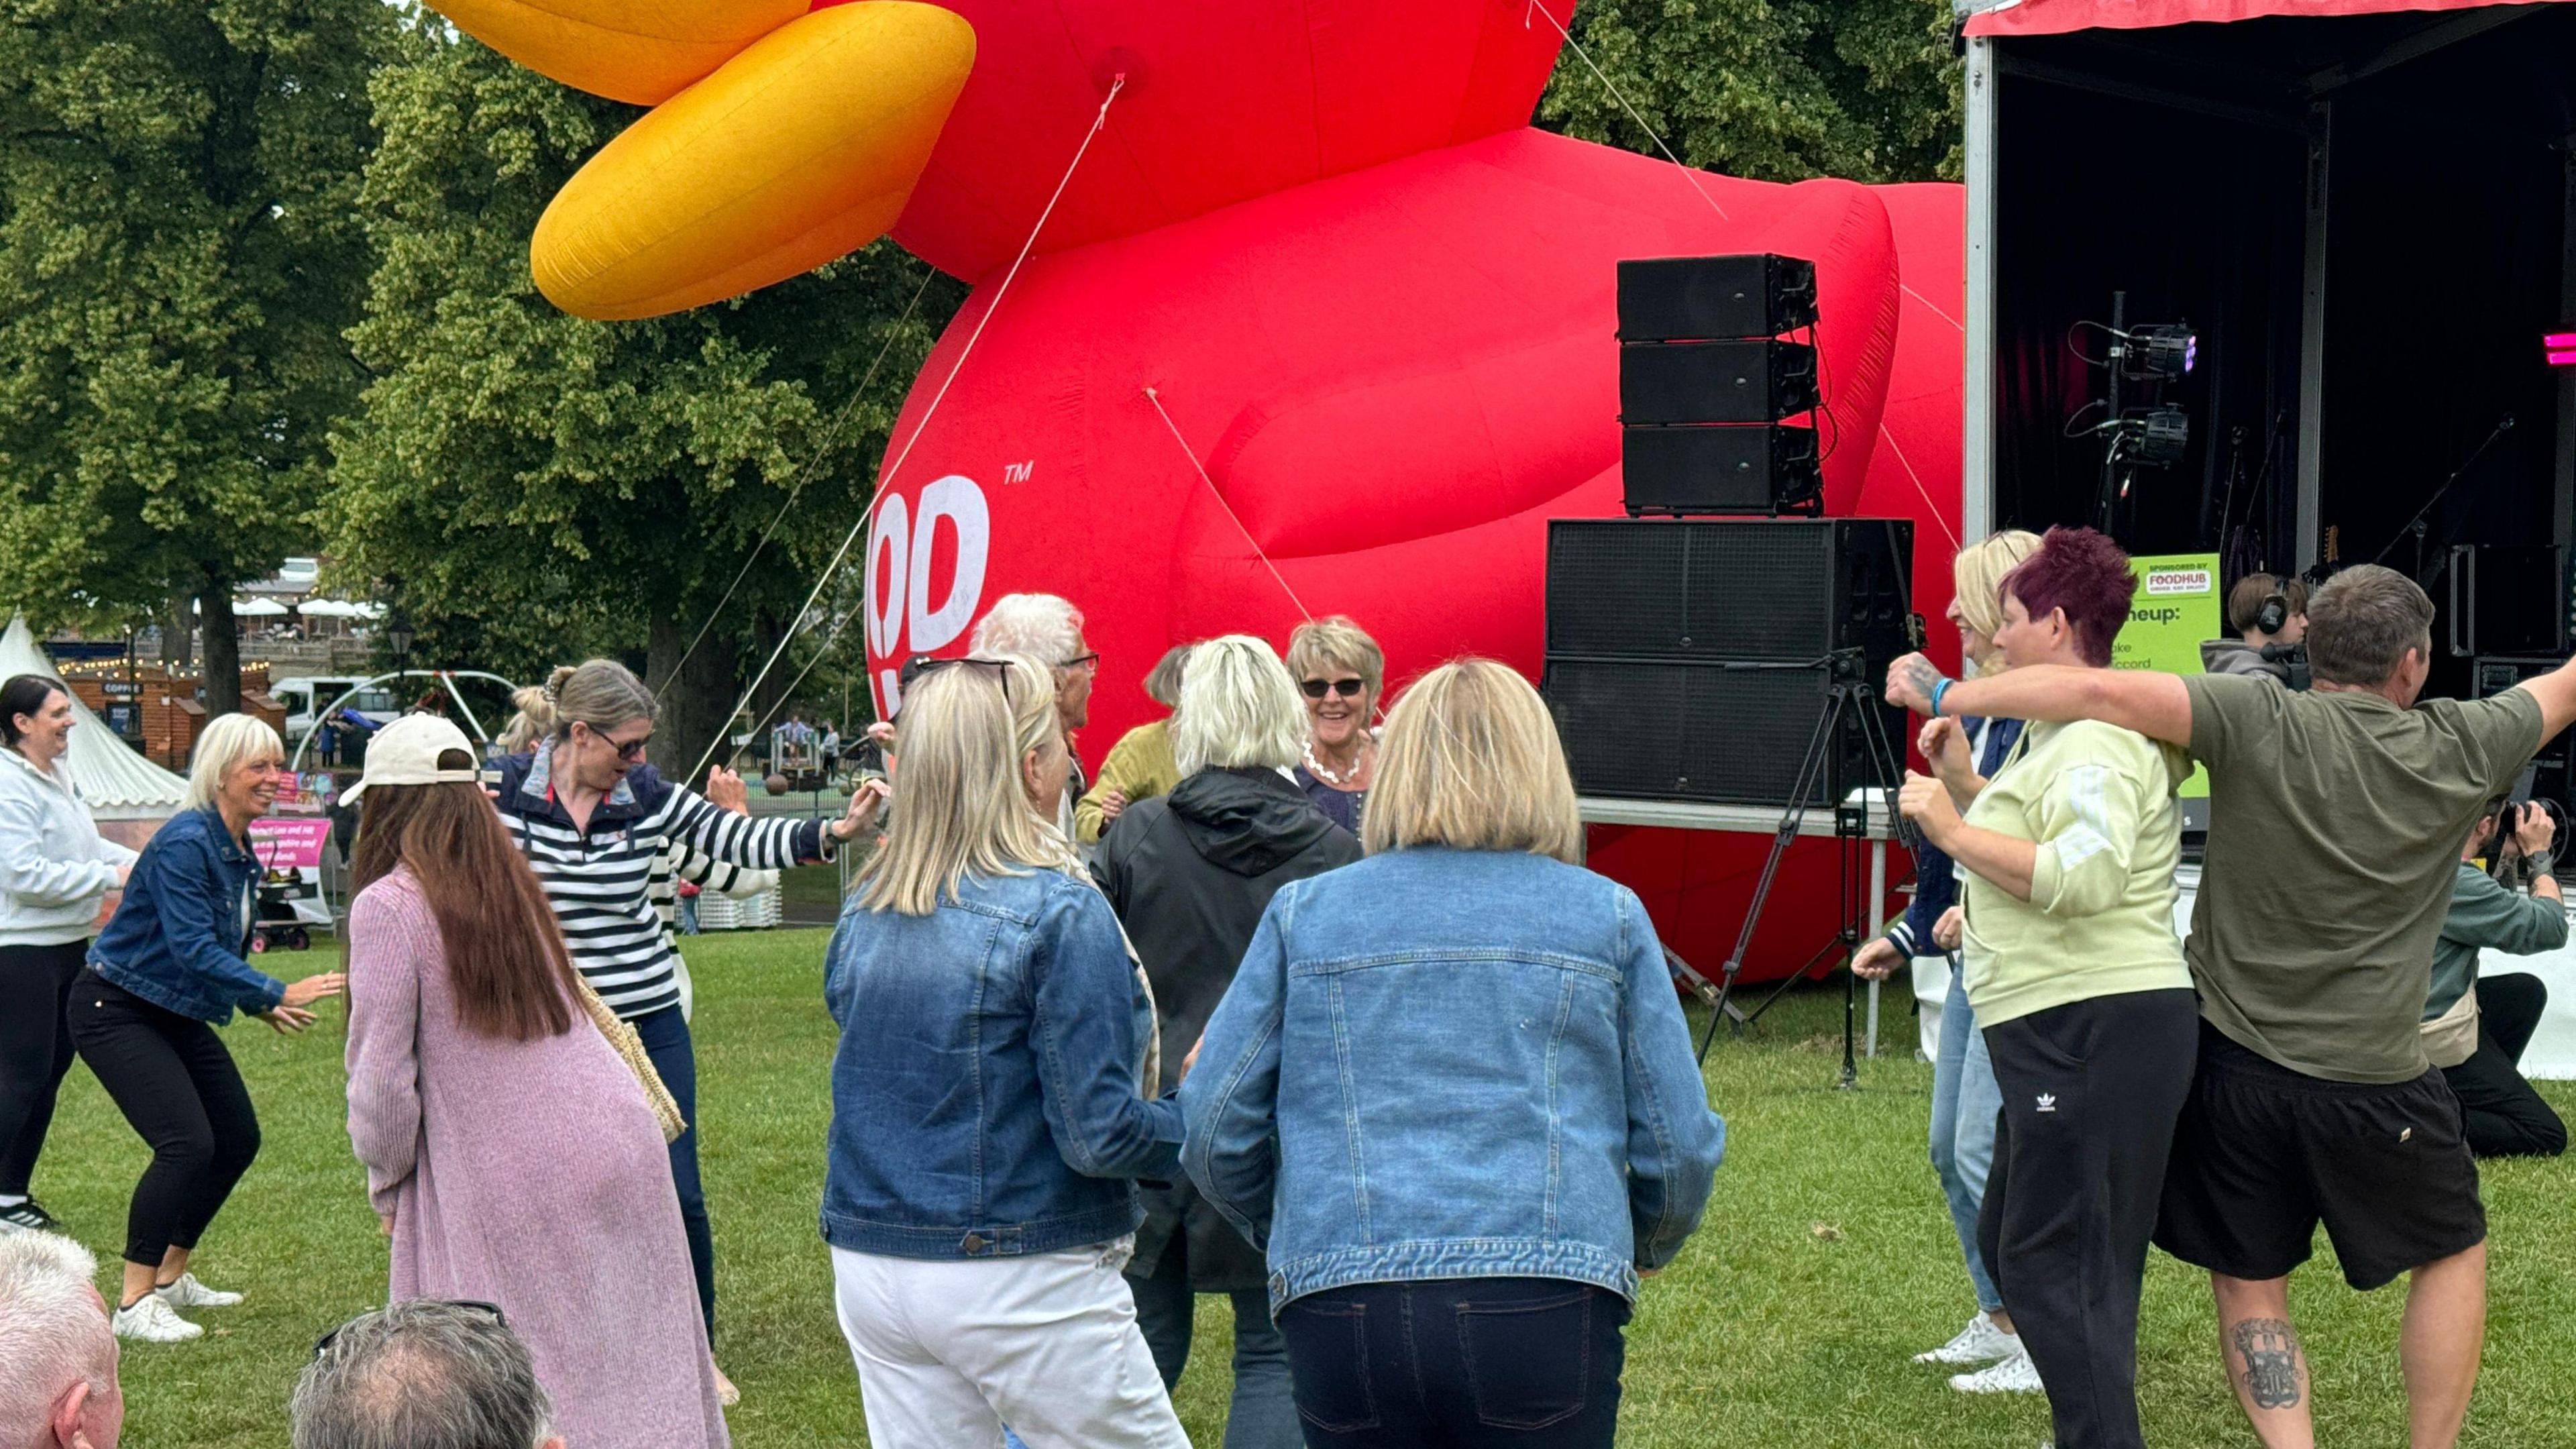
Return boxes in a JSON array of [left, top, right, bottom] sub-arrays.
[[0, 941, 89, 1196], [66, 970, 262, 1270]]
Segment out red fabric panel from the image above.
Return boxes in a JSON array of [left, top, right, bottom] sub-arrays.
[[881, 0, 1574, 280], [1963, 0, 2558, 38]]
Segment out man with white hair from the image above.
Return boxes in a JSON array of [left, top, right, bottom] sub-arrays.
[[0, 1231, 123, 1449], [969, 593, 1099, 834]]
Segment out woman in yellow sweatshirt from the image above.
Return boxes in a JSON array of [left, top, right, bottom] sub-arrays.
[[1894, 527, 2194, 1449], [1075, 645, 1193, 845]]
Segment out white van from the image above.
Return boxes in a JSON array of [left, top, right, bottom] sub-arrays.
[[272, 677, 399, 743]]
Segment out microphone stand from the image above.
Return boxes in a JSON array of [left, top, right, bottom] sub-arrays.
[[2371, 413, 2516, 581]]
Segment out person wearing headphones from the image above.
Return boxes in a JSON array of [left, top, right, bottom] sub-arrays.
[[2200, 573, 2308, 687]]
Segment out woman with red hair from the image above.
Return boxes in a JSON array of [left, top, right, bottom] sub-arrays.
[[1894, 527, 2197, 1449]]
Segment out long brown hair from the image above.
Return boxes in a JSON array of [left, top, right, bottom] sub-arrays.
[[350, 749, 579, 1041]]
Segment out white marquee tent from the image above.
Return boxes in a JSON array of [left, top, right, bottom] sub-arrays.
[[0, 616, 188, 824]]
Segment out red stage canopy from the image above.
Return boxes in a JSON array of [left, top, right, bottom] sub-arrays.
[[1964, 0, 2569, 38]]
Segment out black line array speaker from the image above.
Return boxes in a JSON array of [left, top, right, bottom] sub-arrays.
[[1618, 339, 1819, 425], [1617, 254, 1818, 341], [1542, 517, 1915, 808], [1620, 424, 1821, 517]]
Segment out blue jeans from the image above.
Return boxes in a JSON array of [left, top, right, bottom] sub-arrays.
[[1929, 963, 2004, 1313], [632, 1005, 717, 1340], [1128, 1249, 1299, 1449]]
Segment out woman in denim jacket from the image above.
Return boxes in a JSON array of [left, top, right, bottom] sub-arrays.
[[1183, 659, 1725, 1448], [821, 655, 1186, 1449], [72, 715, 343, 1344]]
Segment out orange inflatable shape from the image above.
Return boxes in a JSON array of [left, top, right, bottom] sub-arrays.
[[424, 0, 811, 106], [529, 2, 975, 320]]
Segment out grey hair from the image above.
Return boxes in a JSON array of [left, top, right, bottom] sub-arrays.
[[969, 594, 1086, 669], [1173, 636, 1308, 776], [1285, 616, 1385, 708], [1142, 643, 1193, 710], [0, 1231, 111, 1442], [290, 1301, 553, 1449], [184, 712, 286, 811], [543, 660, 656, 744]]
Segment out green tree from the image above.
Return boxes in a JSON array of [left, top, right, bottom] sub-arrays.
[[325, 20, 957, 781], [1537, 0, 1962, 184], [0, 0, 392, 709]]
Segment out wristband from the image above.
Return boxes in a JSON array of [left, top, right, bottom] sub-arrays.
[[1929, 676, 1956, 718]]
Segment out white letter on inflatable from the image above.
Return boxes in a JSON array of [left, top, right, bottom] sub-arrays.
[[865, 494, 911, 659], [908, 474, 989, 654]]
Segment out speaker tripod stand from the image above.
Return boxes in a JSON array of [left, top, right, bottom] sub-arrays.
[[1693, 649, 1919, 1088]]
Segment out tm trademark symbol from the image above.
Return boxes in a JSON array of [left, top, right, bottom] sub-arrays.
[[1002, 460, 1034, 484]]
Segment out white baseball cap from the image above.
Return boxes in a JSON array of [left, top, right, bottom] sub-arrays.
[[342, 713, 481, 805]]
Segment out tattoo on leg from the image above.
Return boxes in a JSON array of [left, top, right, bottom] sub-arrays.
[[2231, 1317, 2305, 1411]]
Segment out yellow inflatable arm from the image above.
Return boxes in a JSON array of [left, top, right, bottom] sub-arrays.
[[530, 3, 975, 320], [425, 0, 812, 106]]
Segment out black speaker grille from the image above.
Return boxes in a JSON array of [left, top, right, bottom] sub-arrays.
[[1682, 526, 1831, 660], [1545, 659, 1892, 808]]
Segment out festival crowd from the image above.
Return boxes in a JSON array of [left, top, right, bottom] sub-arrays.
[[0, 553, 2569, 1449]]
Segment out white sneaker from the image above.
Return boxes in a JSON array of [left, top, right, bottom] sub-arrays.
[[154, 1273, 244, 1308], [1914, 1311, 2019, 1366], [1949, 1347, 2045, 1395], [113, 1293, 204, 1343]]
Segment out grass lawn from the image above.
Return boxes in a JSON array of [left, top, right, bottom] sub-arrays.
[[38, 926, 2576, 1446]]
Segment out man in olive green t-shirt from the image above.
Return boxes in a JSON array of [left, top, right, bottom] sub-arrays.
[[1888, 564, 2576, 1449]]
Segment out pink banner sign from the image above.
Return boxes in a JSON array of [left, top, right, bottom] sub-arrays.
[[248, 817, 333, 870]]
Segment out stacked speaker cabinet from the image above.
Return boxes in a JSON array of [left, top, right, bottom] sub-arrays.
[[1617, 254, 1823, 517], [1542, 518, 1914, 809]]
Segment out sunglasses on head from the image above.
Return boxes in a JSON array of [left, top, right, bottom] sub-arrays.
[[312, 1299, 506, 1360], [901, 655, 1016, 704], [1301, 677, 1366, 700]]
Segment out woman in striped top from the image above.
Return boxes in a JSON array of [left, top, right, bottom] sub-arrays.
[[494, 660, 877, 1401]]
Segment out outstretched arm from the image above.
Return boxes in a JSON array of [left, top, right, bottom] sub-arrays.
[[1888, 655, 2194, 748], [2512, 656, 2576, 748]]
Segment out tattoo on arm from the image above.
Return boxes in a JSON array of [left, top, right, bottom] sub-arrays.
[[1898, 655, 1945, 708], [2231, 1318, 2305, 1411]]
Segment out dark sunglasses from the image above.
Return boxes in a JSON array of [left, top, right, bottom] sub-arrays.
[[901, 654, 1016, 703], [1301, 677, 1366, 700], [313, 1299, 506, 1360], [582, 724, 651, 761]]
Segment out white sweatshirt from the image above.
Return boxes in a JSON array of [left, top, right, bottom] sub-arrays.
[[0, 745, 139, 947]]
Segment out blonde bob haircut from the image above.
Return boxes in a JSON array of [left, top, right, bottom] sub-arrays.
[[1362, 659, 1581, 865], [184, 712, 287, 812], [1951, 529, 2045, 658], [856, 659, 1075, 916], [1172, 636, 1307, 777], [1285, 616, 1385, 706]]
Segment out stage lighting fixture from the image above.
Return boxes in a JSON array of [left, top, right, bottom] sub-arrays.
[[2546, 329, 2576, 367], [2131, 405, 2189, 466], [2127, 324, 2196, 382]]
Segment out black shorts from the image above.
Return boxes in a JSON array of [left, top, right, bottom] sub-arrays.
[[2153, 1022, 2484, 1291]]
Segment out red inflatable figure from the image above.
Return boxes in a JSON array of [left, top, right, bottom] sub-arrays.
[[857, 0, 1966, 979]]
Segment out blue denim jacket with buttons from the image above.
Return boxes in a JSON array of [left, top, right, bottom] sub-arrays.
[[1181, 847, 1726, 1311], [820, 865, 1182, 1260], [87, 805, 283, 1024]]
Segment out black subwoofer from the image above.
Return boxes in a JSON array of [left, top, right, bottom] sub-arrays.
[[1542, 517, 1916, 808]]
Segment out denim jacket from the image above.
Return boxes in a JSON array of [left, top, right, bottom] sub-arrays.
[[820, 865, 1183, 1260], [87, 806, 282, 1024], [1181, 847, 1725, 1311]]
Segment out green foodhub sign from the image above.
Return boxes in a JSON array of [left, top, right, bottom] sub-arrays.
[[2114, 552, 2219, 800]]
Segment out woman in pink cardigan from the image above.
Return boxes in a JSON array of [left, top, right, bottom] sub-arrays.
[[338, 715, 727, 1449]]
